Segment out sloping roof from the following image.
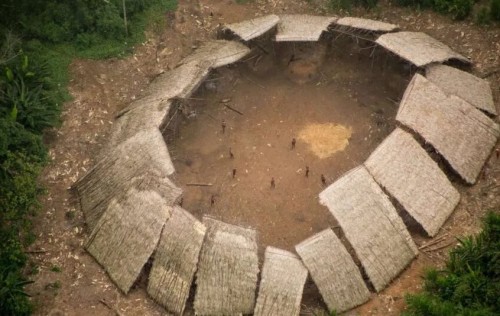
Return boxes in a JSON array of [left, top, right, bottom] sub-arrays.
[[396, 74, 500, 184], [147, 206, 206, 315], [108, 61, 211, 148], [295, 229, 370, 313], [86, 188, 171, 293], [74, 129, 180, 230], [426, 64, 497, 115], [194, 217, 259, 315], [376, 32, 470, 67], [275, 15, 337, 41], [365, 128, 460, 237], [254, 247, 308, 316], [180, 40, 251, 68], [224, 15, 280, 41], [319, 166, 418, 292], [335, 17, 399, 33]]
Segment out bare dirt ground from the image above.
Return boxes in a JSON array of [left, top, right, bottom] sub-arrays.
[[26, 0, 499, 315]]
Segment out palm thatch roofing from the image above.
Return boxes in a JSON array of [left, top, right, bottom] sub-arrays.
[[180, 40, 251, 68], [275, 15, 338, 41], [194, 217, 259, 315], [365, 128, 460, 237], [295, 229, 370, 313], [319, 166, 418, 292], [396, 74, 500, 184], [254, 247, 308, 316], [224, 14, 280, 41], [426, 64, 497, 115], [376, 32, 470, 67], [147, 206, 206, 315], [108, 61, 211, 148], [73, 129, 180, 230], [335, 17, 399, 33], [86, 188, 171, 293]]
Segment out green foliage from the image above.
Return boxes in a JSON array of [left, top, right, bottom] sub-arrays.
[[491, 0, 500, 20], [404, 212, 500, 316], [394, 0, 474, 19], [476, 6, 492, 25]]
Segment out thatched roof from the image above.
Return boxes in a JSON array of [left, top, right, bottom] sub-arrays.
[[254, 247, 308, 316], [74, 129, 180, 230], [295, 229, 370, 313], [194, 217, 259, 315], [335, 17, 399, 33], [426, 64, 497, 115], [319, 166, 418, 292], [224, 15, 280, 41], [108, 61, 211, 148], [147, 206, 206, 315], [275, 15, 337, 41], [86, 188, 171, 293], [180, 40, 251, 68], [365, 128, 460, 237], [397, 74, 500, 184], [376, 32, 470, 67]]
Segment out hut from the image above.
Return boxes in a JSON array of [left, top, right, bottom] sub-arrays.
[[194, 217, 259, 315], [296, 229, 370, 313], [376, 32, 470, 67], [365, 128, 460, 237], [319, 166, 418, 292], [179, 40, 251, 68], [254, 247, 308, 316], [147, 206, 206, 315], [86, 188, 171, 293], [275, 15, 337, 41], [224, 15, 280, 41], [426, 64, 497, 115], [73, 128, 180, 230], [396, 74, 500, 184], [334, 17, 399, 33]]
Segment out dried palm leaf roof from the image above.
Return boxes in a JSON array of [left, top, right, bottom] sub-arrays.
[[275, 15, 338, 41], [254, 247, 308, 316], [319, 166, 418, 292], [86, 188, 171, 293], [426, 64, 497, 115], [194, 217, 259, 315], [335, 17, 399, 33], [396, 74, 500, 184], [180, 40, 251, 68], [365, 128, 460, 237], [107, 61, 211, 148], [147, 206, 206, 315], [224, 14, 280, 41], [376, 32, 470, 67], [296, 229, 370, 313], [74, 129, 180, 230]]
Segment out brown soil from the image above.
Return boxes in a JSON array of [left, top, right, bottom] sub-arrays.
[[26, 0, 499, 315]]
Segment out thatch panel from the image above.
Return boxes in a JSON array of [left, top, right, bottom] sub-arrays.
[[74, 129, 181, 230], [365, 128, 460, 237], [335, 17, 399, 33], [295, 229, 370, 313], [180, 40, 250, 68], [376, 32, 469, 67], [426, 64, 497, 115], [194, 217, 259, 315], [108, 61, 211, 147], [396, 74, 500, 184], [275, 15, 337, 42], [319, 166, 418, 292], [86, 188, 171, 293], [224, 15, 280, 41], [147, 206, 206, 315], [254, 247, 308, 316]]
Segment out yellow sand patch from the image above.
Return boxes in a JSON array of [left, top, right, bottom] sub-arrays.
[[298, 123, 352, 159]]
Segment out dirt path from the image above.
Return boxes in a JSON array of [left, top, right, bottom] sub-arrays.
[[27, 1, 499, 315]]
